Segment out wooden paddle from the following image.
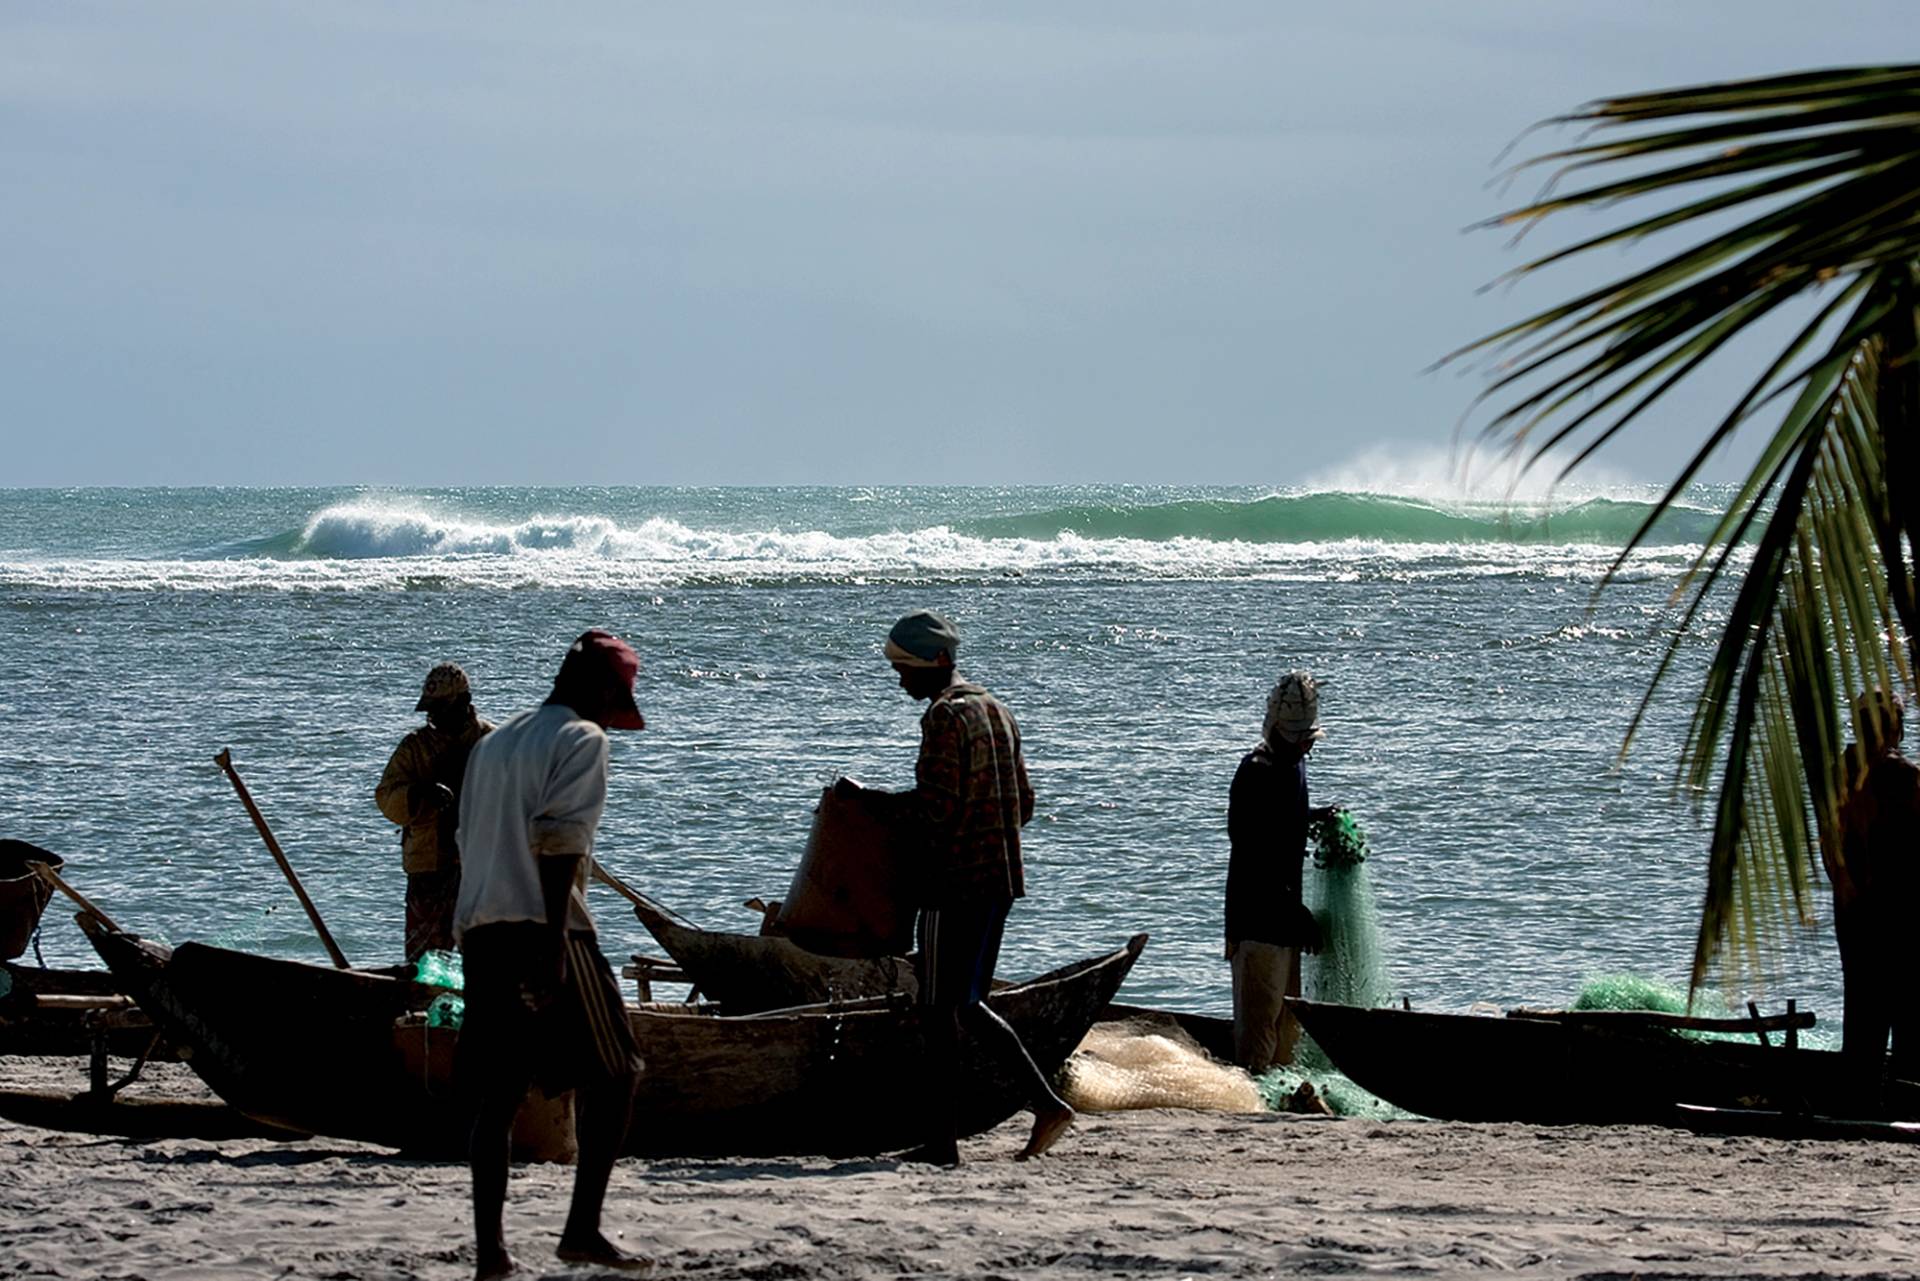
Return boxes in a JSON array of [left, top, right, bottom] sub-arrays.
[[214, 749, 350, 969]]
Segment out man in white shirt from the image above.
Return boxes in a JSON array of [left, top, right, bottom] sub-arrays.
[[455, 630, 647, 1279]]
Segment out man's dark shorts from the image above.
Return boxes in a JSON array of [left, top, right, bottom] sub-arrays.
[[458, 922, 643, 1092], [917, 898, 1013, 1008]]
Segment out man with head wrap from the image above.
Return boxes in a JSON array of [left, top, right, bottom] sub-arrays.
[[1224, 670, 1337, 1073], [1831, 687, 1920, 1099], [838, 609, 1075, 1166], [376, 662, 495, 960]]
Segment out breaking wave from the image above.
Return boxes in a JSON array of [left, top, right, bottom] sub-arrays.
[[956, 492, 1721, 546], [0, 490, 1733, 592]]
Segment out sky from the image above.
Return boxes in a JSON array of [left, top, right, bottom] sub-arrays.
[[2, 2, 1912, 488]]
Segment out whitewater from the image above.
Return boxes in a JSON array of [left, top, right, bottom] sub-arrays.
[[0, 484, 1834, 1033], [0, 484, 1729, 592]]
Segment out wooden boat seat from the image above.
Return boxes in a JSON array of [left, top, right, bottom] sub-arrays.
[[622, 954, 694, 1003]]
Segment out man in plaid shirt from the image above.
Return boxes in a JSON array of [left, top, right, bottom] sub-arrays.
[[842, 609, 1074, 1166]]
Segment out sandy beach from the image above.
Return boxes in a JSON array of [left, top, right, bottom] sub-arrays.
[[3, 1057, 1914, 1280]]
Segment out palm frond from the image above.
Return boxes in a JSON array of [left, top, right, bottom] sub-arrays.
[[1453, 65, 1920, 994]]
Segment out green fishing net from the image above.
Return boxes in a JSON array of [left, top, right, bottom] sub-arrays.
[[413, 949, 464, 990], [1572, 973, 1689, 1015], [414, 950, 465, 1028], [1247, 809, 1404, 1117], [426, 992, 465, 1029], [1309, 809, 1369, 870], [1306, 813, 1392, 1011]]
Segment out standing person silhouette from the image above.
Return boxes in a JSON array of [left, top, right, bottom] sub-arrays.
[[376, 662, 493, 961], [840, 609, 1074, 1166], [454, 631, 649, 1278], [1832, 686, 1920, 1104], [1225, 671, 1333, 1073]]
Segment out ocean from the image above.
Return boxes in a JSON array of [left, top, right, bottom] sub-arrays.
[[0, 484, 1839, 1026]]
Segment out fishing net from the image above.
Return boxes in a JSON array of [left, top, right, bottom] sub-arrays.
[[1235, 809, 1405, 1118], [1305, 811, 1393, 1010], [1252, 1057, 1403, 1119], [1059, 1019, 1265, 1114], [1568, 973, 1825, 1047], [414, 949, 464, 990], [1572, 973, 1689, 1015]]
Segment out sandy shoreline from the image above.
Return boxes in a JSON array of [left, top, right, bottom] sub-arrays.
[[2, 1058, 1915, 1280]]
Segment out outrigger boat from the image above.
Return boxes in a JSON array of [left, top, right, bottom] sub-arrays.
[[0, 842, 172, 1061], [1290, 997, 1920, 1126], [84, 916, 1146, 1159]]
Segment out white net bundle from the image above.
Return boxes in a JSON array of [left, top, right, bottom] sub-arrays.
[[1059, 1018, 1265, 1113]]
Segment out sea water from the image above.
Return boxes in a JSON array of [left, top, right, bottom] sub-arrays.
[[0, 484, 1846, 1025]]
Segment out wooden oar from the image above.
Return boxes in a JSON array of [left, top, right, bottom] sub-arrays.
[[28, 860, 123, 933], [214, 749, 350, 969]]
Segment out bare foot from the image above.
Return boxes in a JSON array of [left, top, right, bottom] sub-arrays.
[[1017, 1105, 1074, 1160], [556, 1233, 653, 1272], [474, 1248, 517, 1281]]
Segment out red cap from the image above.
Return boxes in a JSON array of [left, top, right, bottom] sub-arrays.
[[560, 630, 645, 730]]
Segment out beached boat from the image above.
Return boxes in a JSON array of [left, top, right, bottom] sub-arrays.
[[0, 841, 63, 963], [1290, 998, 1920, 1125], [631, 897, 917, 1013], [0, 959, 177, 1060], [84, 917, 1147, 1158]]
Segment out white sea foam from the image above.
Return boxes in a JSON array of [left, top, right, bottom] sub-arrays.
[[0, 492, 1732, 592]]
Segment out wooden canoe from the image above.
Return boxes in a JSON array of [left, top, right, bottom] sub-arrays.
[[85, 916, 1147, 1158], [631, 897, 917, 1014], [1290, 998, 1920, 1126]]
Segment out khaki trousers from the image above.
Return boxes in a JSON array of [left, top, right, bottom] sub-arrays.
[[1229, 939, 1301, 1073]]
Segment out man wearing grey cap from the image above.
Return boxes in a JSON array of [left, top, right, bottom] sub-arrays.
[[376, 662, 494, 961], [840, 609, 1074, 1165]]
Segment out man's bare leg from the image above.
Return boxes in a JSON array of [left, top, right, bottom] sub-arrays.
[[469, 1078, 529, 1281], [555, 1071, 647, 1270], [902, 1005, 963, 1166], [962, 1003, 1074, 1159]]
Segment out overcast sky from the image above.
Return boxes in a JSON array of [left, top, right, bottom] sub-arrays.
[[3, 3, 1910, 488]]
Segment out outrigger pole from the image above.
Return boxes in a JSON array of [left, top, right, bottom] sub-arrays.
[[214, 748, 351, 969]]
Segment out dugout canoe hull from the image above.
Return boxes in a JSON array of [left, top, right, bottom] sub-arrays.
[[633, 898, 917, 1014], [1290, 998, 1920, 1126], [84, 917, 1146, 1158]]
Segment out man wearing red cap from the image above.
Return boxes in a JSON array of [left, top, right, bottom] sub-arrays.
[[376, 662, 494, 961], [453, 630, 648, 1279]]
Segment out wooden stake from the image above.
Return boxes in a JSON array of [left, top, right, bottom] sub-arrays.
[[214, 749, 350, 969]]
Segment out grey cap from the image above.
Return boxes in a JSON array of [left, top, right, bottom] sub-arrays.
[[885, 610, 960, 666]]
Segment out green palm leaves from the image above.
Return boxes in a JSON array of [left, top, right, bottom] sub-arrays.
[[1449, 67, 1920, 992]]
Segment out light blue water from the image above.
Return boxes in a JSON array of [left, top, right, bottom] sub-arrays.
[[0, 485, 1843, 1026]]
